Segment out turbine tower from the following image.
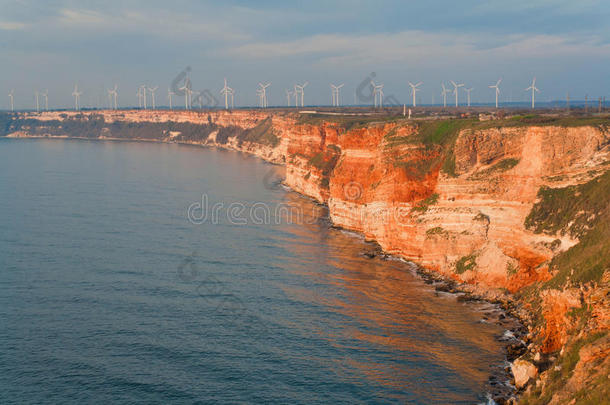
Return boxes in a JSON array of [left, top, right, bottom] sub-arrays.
[[441, 83, 449, 107], [140, 85, 147, 109], [41, 90, 49, 111], [112, 84, 118, 109], [330, 83, 344, 107], [8, 90, 14, 112], [285, 89, 293, 107], [294, 82, 308, 107], [525, 77, 539, 109], [136, 87, 142, 108], [258, 82, 271, 108], [220, 78, 233, 109], [489, 79, 501, 108], [72, 84, 82, 111], [464, 87, 473, 107], [168, 88, 175, 110], [450, 81, 464, 107], [371, 81, 384, 108], [179, 78, 192, 110], [148, 86, 158, 109], [35, 90, 40, 112], [107, 85, 118, 109], [409, 82, 422, 107]]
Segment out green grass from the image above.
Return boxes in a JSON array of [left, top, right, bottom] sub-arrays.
[[507, 262, 519, 276], [455, 254, 477, 274], [425, 226, 446, 236], [525, 170, 610, 288], [473, 115, 609, 131], [411, 193, 439, 213], [519, 331, 607, 405], [383, 119, 474, 179], [238, 118, 280, 147]]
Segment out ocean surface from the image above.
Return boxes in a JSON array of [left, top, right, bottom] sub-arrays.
[[0, 138, 508, 404]]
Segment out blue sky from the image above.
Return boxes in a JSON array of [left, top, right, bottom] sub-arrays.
[[1, 0, 609, 109]]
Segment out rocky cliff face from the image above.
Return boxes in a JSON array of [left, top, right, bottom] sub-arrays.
[[4, 110, 609, 403]]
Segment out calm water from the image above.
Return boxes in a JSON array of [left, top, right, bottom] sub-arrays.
[[0, 138, 507, 404]]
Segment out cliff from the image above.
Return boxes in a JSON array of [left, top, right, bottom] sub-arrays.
[[2, 110, 609, 404]]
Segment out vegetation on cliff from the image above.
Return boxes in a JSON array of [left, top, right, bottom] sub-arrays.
[[518, 169, 609, 404], [525, 169, 610, 287]]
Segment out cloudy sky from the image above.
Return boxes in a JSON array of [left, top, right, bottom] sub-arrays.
[[1, 0, 609, 109]]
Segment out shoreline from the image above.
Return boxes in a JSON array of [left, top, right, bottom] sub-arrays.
[[5, 133, 527, 403]]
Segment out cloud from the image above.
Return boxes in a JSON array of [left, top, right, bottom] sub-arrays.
[[0, 21, 26, 30], [223, 30, 610, 68], [54, 7, 251, 42]]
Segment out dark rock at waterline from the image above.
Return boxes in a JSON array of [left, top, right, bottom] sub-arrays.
[[506, 343, 527, 361]]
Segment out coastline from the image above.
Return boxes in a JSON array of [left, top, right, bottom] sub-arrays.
[[4, 132, 527, 403], [3, 110, 608, 404]]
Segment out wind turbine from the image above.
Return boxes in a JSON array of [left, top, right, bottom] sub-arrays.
[[257, 82, 271, 108], [489, 79, 501, 108], [168, 88, 174, 110], [285, 89, 293, 107], [450, 81, 464, 107], [41, 90, 48, 111], [140, 85, 147, 109], [35, 90, 40, 112], [525, 77, 539, 109], [220, 78, 233, 109], [72, 84, 82, 111], [179, 78, 192, 110], [409, 82, 422, 107], [371, 81, 384, 108], [229, 88, 235, 109], [464, 87, 473, 107], [112, 85, 118, 109], [295, 82, 308, 107], [107, 85, 118, 109], [330, 83, 344, 107], [148, 86, 158, 109], [441, 83, 449, 107], [136, 87, 142, 108], [8, 90, 14, 111]]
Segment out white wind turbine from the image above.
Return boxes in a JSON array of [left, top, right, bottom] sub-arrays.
[[371, 81, 384, 108], [409, 81, 422, 107], [285, 89, 293, 107], [167, 88, 175, 110], [140, 85, 147, 109], [464, 87, 473, 107], [72, 84, 82, 111], [489, 79, 501, 108], [35, 90, 40, 112], [258, 82, 271, 108], [441, 83, 449, 107], [450, 80, 464, 107], [220, 78, 233, 109], [257, 88, 263, 108], [41, 90, 48, 111], [229, 88, 235, 109], [330, 83, 344, 107], [148, 86, 158, 109], [8, 90, 14, 112], [136, 87, 142, 108], [107, 85, 118, 109], [179, 78, 192, 110], [112, 84, 118, 109], [295, 82, 308, 107], [525, 77, 539, 109]]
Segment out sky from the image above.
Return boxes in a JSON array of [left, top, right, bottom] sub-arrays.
[[1, 0, 609, 109]]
